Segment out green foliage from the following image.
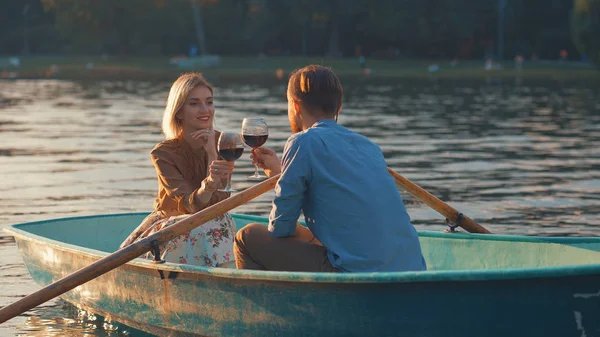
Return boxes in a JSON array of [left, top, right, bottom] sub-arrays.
[[571, 0, 600, 65], [39, 0, 192, 54], [0, 0, 590, 62]]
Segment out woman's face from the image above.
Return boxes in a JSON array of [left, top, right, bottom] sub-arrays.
[[177, 85, 214, 132]]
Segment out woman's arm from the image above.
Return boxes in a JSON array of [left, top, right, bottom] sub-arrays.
[[194, 152, 220, 206], [151, 145, 231, 214], [194, 158, 235, 206]]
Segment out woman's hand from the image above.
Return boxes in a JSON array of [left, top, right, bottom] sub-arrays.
[[250, 148, 281, 177], [190, 129, 218, 158], [204, 160, 234, 190]]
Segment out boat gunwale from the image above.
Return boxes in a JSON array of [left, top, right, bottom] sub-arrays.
[[5, 212, 600, 284]]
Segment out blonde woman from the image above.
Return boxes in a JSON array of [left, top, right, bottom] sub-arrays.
[[120, 73, 237, 268]]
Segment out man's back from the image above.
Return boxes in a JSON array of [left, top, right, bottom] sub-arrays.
[[270, 119, 427, 272]]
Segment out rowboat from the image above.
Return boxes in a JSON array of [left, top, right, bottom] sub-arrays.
[[5, 212, 600, 337]]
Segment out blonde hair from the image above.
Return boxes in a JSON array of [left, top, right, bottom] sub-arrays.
[[162, 73, 214, 139]]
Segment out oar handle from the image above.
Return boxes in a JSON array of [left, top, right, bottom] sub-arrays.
[[0, 174, 280, 324], [387, 168, 491, 234]]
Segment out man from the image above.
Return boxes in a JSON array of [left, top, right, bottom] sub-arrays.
[[234, 65, 426, 273]]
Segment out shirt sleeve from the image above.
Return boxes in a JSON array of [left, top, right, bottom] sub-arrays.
[[268, 135, 310, 237], [151, 145, 229, 214]]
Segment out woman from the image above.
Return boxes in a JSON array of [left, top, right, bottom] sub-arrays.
[[120, 72, 237, 267]]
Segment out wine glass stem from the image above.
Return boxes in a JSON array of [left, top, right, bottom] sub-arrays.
[[253, 163, 259, 177]]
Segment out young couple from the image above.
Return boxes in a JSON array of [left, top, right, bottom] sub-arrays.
[[121, 65, 426, 273]]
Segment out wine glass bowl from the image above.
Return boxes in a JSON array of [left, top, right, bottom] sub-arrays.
[[241, 134, 268, 148], [217, 131, 244, 192], [241, 117, 269, 181]]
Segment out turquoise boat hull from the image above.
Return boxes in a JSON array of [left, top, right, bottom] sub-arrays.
[[5, 212, 600, 337]]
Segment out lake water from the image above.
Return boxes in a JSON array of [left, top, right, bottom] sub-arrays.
[[1, 76, 599, 336]]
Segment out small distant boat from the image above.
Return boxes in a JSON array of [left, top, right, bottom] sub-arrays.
[[5, 212, 600, 337]]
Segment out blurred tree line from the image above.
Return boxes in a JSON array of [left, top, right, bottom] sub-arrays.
[[0, 0, 596, 62], [571, 0, 600, 65]]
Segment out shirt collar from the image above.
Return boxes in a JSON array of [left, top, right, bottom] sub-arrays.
[[311, 119, 337, 128]]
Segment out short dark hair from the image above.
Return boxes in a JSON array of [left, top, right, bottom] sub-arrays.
[[287, 65, 343, 117]]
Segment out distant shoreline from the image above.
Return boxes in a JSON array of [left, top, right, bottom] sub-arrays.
[[1, 55, 598, 81]]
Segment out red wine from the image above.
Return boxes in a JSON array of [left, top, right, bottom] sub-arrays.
[[242, 134, 268, 148], [219, 148, 244, 161]]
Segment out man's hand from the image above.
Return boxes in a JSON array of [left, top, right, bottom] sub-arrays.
[[294, 222, 322, 246], [250, 147, 282, 177]]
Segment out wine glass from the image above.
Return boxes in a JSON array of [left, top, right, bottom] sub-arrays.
[[241, 117, 269, 181], [217, 131, 244, 192]]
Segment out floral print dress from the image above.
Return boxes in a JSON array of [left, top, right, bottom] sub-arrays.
[[121, 211, 237, 267]]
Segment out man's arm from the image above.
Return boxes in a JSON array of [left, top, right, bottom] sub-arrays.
[[268, 136, 311, 238]]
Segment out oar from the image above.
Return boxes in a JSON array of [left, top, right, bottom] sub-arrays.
[[387, 168, 491, 234], [0, 174, 281, 324]]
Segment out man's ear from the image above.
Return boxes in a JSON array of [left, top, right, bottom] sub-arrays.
[[293, 100, 302, 117]]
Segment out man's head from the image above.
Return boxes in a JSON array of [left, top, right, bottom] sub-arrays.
[[286, 65, 343, 133]]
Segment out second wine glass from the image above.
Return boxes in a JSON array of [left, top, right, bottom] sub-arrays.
[[217, 131, 244, 193], [241, 117, 269, 181]]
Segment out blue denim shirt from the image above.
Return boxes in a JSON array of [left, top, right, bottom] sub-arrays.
[[268, 119, 427, 272]]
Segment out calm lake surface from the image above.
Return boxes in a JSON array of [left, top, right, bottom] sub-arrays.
[[1, 76, 599, 336]]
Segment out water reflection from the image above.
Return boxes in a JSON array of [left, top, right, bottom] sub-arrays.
[[15, 302, 150, 337], [0, 77, 599, 336], [0, 78, 598, 230]]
